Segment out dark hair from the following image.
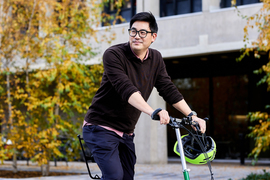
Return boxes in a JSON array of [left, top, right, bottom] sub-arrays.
[[130, 12, 158, 33]]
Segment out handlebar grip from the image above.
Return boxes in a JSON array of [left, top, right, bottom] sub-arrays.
[[151, 108, 162, 120]]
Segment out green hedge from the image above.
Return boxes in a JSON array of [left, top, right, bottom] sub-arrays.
[[239, 170, 270, 180]]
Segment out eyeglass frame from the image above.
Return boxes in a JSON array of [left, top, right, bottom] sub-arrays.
[[128, 28, 154, 38]]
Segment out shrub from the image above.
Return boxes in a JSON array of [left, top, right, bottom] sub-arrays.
[[239, 169, 270, 180]]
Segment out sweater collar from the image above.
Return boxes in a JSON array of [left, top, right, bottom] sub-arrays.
[[126, 42, 151, 61]]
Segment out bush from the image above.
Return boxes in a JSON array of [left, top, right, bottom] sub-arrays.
[[239, 169, 270, 180]]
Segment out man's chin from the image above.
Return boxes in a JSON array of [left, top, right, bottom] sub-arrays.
[[131, 45, 142, 51]]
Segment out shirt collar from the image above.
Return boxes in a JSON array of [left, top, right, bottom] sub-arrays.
[[129, 43, 149, 61]]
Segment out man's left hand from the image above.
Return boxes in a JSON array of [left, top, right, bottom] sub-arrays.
[[192, 117, 206, 134]]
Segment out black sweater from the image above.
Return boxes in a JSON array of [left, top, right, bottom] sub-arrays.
[[84, 42, 183, 133]]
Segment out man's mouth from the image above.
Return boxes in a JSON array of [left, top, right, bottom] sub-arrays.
[[133, 41, 142, 44]]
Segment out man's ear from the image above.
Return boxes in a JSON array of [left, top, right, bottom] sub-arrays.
[[151, 33, 157, 43]]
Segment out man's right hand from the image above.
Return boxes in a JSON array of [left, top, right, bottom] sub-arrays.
[[157, 110, 170, 125]]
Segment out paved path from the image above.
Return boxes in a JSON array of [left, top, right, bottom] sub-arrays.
[[1, 160, 270, 180]]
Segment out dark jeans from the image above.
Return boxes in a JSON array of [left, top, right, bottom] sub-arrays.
[[83, 125, 136, 180]]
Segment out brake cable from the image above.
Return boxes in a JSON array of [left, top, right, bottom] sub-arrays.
[[180, 123, 215, 180]]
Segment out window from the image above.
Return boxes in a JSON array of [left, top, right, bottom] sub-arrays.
[[160, 0, 202, 17], [103, 0, 136, 26], [220, 0, 261, 8]]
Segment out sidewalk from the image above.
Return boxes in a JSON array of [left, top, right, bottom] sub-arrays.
[[1, 160, 270, 180]]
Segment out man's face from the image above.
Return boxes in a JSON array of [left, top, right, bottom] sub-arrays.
[[129, 21, 157, 53]]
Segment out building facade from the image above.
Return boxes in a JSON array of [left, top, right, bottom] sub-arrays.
[[93, 0, 269, 164]]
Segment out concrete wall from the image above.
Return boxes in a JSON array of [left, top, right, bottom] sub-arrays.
[[91, 0, 263, 164], [94, 1, 262, 60]]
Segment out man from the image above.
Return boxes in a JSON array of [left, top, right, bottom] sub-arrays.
[[83, 12, 206, 180]]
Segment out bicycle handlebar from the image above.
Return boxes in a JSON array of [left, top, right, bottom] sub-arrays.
[[169, 116, 196, 127], [170, 117, 209, 133], [151, 108, 208, 132]]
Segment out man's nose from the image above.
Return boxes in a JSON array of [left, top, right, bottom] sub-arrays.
[[134, 32, 140, 38]]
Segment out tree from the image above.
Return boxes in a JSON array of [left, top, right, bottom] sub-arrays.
[[0, 0, 28, 172], [0, 0, 126, 176], [233, 0, 270, 162]]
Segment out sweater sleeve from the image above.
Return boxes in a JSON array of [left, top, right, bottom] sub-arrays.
[[103, 48, 139, 102], [154, 55, 183, 105]]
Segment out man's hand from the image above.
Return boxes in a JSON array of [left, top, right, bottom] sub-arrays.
[[157, 110, 170, 125], [192, 117, 206, 134]]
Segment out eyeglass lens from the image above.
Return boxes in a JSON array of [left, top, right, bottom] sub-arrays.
[[129, 29, 148, 38]]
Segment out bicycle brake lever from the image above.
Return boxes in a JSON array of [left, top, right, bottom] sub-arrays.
[[192, 117, 209, 131], [203, 117, 209, 121], [191, 121, 198, 126], [191, 121, 201, 133]]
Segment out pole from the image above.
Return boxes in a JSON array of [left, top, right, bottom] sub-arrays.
[[175, 128, 190, 180]]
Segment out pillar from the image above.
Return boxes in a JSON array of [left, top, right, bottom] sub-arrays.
[[203, 0, 221, 12], [136, 0, 160, 17], [134, 88, 167, 164]]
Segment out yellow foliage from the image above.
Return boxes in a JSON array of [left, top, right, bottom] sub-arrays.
[[0, 0, 118, 175], [235, 0, 270, 161], [248, 112, 270, 160], [0, 135, 10, 164]]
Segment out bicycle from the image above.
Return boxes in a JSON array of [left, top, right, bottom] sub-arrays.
[[151, 109, 216, 180], [78, 112, 216, 180]]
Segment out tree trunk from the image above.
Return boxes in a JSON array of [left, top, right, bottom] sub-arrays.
[[25, 0, 36, 97], [6, 72, 11, 126], [7, 72, 17, 173], [12, 153, 17, 173], [41, 163, 50, 176], [41, 152, 50, 176], [46, 160, 50, 176]]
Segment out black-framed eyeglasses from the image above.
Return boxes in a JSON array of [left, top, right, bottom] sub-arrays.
[[128, 28, 153, 38]]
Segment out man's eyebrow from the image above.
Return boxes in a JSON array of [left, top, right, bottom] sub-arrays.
[[131, 27, 148, 31]]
